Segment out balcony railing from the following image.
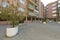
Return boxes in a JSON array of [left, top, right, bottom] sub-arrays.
[[28, 11, 37, 16], [34, 12, 38, 15], [29, 0, 37, 6], [27, 4, 34, 10], [35, 6, 38, 10], [35, 0, 38, 5], [34, 9, 38, 12], [28, 11, 33, 16]]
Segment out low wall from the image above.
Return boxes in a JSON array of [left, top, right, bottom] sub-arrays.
[[0, 21, 9, 25], [24, 21, 32, 23]]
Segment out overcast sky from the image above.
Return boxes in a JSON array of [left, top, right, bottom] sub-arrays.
[[41, 0, 57, 6]]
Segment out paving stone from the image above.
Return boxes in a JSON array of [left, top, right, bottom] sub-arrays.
[[0, 22, 60, 40]]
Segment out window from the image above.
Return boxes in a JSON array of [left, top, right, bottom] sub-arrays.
[[52, 7, 56, 10], [52, 10, 57, 13], [2, 2, 8, 8], [19, 0, 24, 4], [18, 8, 25, 12]]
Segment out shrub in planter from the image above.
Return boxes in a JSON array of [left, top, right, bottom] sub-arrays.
[[0, 7, 10, 21], [8, 13, 20, 27], [7, 10, 21, 37], [6, 13, 20, 37], [0, 5, 24, 37]]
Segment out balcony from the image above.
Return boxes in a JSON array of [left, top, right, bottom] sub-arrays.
[[58, 4, 60, 7], [52, 10, 57, 13], [58, 7, 60, 10], [28, 11, 33, 16], [52, 14, 57, 17], [35, 0, 39, 5], [58, 1, 60, 3], [35, 12, 38, 15], [58, 10, 60, 14], [28, 11, 36, 16], [27, 4, 34, 10], [35, 6, 38, 10], [34, 9, 38, 12], [52, 7, 57, 10], [29, 0, 37, 6]]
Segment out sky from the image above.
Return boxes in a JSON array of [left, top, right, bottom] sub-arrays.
[[41, 0, 57, 6]]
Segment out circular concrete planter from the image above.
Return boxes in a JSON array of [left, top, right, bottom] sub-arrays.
[[43, 22, 46, 24], [6, 27, 18, 37], [57, 21, 60, 24]]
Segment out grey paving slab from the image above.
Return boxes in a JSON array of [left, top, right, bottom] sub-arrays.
[[0, 22, 60, 40]]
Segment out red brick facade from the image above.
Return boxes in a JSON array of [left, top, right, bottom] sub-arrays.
[[45, 1, 58, 19]]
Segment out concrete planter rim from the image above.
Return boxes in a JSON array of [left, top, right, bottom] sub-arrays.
[[6, 26, 18, 37]]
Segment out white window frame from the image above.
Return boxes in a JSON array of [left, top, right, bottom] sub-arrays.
[[2, 2, 8, 8]]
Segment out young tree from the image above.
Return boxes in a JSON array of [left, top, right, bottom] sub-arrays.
[[0, 5, 24, 27]]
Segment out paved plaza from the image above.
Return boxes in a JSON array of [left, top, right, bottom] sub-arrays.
[[0, 21, 60, 40]]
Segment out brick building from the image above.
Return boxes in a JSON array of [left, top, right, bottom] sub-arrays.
[[45, 1, 58, 20], [0, 0, 44, 24]]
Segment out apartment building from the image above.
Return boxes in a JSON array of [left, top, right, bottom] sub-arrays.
[[44, 7, 47, 18], [45, 1, 58, 20], [39, 1, 44, 20], [0, 0, 42, 24], [25, 0, 39, 22], [0, 0, 28, 24], [58, 0, 60, 21]]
